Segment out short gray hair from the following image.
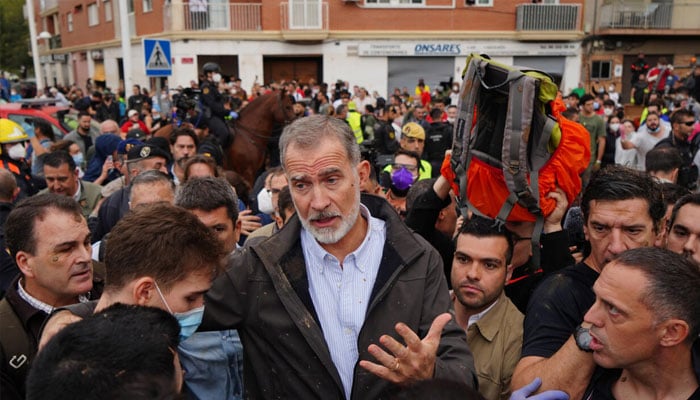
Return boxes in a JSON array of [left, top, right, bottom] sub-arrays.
[[279, 115, 361, 170]]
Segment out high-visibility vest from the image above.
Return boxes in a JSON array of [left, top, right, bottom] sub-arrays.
[[347, 112, 363, 144]]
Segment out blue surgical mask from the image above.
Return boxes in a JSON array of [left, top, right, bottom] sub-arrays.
[[155, 282, 205, 342], [73, 153, 84, 166]]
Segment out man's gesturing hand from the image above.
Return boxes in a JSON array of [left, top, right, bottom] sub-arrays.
[[359, 313, 452, 385]]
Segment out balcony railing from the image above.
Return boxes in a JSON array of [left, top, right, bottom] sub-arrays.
[[280, 1, 329, 31], [516, 4, 581, 31], [598, 2, 671, 29], [163, 2, 262, 32], [40, 0, 59, 12]]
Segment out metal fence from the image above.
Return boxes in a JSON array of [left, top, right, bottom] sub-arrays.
[[516, 4, 581, 31]]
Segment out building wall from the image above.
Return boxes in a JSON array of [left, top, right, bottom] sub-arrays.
[[35, 0, 585, 95]]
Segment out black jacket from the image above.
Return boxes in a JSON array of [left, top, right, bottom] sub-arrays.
[[201, 194, 476, 399]]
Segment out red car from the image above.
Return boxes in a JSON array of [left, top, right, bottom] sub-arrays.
[[0, 99, 98, 139]]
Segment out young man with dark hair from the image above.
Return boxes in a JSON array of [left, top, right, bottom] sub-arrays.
[[176, 177, 244, 399], [64, 111, 98, 157], [38, 203, 225, 364], [578, 94, 606, 182], [512, 165, 666, 398], [654, 108, 698, 190], [0, 194, 101, 400], [645, 145, 683, 184], [40, 151, 102, 219], [666, 193, 700, 268], [27, 304, 182, 400], [452, 216, 523, 400], [424, 108, 452, 178], [169, 127, 199, 185]]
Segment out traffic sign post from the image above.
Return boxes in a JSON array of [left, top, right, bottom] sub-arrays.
[[143, 39, 172, 77]]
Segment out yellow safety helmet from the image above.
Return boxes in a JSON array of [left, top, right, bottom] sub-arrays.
[[0, 119, 29, 145]]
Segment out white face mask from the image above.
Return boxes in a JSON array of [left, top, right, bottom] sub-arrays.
[[603, 108, 613, 116], [257, 188, 274, 215], [212, 73, 222, 83], [8, 143, 26, 160], [609, 123, 620, 132]]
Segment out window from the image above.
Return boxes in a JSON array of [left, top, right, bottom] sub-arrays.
[[88, 3, 99, 26], [466, 0, 492, 6], [127, 0, 134, 13], [104, 0, 112, 21], [591, 60, 612, 79], [143, 0, 152, 12], [365, 0, 423, 6], [67, 12, 73, 32]]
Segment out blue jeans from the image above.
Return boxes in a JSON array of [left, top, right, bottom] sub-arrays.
[[178, 330, 244, 400]]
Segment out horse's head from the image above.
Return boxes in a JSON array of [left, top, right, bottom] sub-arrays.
[[273, 87, 297, 126]]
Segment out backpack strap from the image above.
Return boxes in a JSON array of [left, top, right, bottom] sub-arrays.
[[0, 298, 32, 388], [452, 56, 482, 220]]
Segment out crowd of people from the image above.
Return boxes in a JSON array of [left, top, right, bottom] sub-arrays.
[[0, 59, 699, 400]]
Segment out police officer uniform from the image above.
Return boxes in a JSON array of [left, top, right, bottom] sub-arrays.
[[200, 63, 231, 148]]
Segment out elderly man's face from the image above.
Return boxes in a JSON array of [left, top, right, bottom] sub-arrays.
[[285, 136, 369, 246]]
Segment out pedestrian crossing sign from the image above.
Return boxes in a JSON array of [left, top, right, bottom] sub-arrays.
[[143, 39, 172, 77]]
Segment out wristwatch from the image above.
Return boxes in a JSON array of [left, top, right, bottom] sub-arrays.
[[575, 324, 593, 352]]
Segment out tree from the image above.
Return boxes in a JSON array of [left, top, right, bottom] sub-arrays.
[[0, 0, 33, 76]]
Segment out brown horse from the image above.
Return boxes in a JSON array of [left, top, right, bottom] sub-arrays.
[[153, 88, 296, 186], [224, 88, 296, 186]]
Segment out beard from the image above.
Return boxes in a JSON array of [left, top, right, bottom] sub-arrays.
[[299, 186, 361, 244], [176, 155, 190, 168]]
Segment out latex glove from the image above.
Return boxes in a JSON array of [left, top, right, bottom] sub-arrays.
[[510, 378, 569, 400]]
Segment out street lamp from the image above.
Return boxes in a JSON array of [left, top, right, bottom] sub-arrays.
[[26, 0, 45, 94]]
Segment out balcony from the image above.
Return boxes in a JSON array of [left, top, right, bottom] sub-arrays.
[[516, 4, 581, 31], [163, 2, 262, 32], [39, 0, 59, 16], [597, 1, 700, 33], [280, 1, 329, 41], [599, 2, 670, 29]]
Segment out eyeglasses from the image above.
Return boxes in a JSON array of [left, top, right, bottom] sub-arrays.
[[102, 130, 118, 134], [681, 120, 696, 127], [391, 163, 418, 172]]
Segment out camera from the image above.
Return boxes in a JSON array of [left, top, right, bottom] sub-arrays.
[[173, 88, 200, 120]]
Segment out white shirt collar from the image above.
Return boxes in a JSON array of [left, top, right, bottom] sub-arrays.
[[467, 299, 499, 329]]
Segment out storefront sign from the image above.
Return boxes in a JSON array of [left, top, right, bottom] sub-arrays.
[[51, 54, 67, 63], [358, 41, 579, 57]]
